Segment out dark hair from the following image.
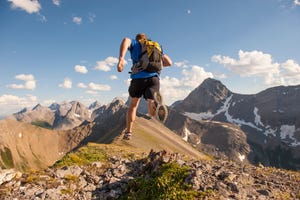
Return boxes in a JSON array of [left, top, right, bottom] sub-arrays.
[[135, 33, 147, 40]]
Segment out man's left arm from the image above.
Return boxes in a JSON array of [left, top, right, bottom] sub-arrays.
[[162, 54, 172, 67]]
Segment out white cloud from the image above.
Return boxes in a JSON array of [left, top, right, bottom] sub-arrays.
[[73, 16, 82, 25], [88, 82, 111, 91], [94, 56, 121, 72], [59, 77, 72, 89], [38, 13, 47, 22], [294, 0, 300, 6], [174, 61, 189, 68], [88, 13, 96, 23], [77, 82, 87, 88], [212, 50, 280, 85], [74, 65, 88, 74], [85, 90, 98, 95], [280, 59, 300, 85], [78, 82, 111, 93], [181, 65, 214, 87], [42, 99, 56, 106], [110, 75, 118, 80], [52, 0, 61, 6], [8, 0, 41, 14], [125, 79, 131, 87], [160, 65, 213, 105], [214, 72, 227, 79], [7, 74, 36, 90], [0, 94, 38, 116]]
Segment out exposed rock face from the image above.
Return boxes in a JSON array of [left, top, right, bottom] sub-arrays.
[[8, 101, 94, 130], [8, 104, 56, 128], [82, 98, 127, 144], [1, 150, 299, 200], [174, 78, 231, 113], [169, 78, 300, 170], [165, 109, 251, 163], [54, 101, 91, 130], [88, 100, 102, 111]]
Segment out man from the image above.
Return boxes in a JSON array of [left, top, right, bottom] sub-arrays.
[[117, 33, 172, 140]]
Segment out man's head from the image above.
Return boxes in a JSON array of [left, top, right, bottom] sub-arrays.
[[135, 33, 147, 40]]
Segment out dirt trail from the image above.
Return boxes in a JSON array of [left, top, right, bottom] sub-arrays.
[[114, 117, 209, 160]]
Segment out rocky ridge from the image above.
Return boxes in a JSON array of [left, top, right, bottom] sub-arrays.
[[1, 150, 299, 200]]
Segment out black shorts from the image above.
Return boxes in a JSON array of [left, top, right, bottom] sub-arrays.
[[128, 76, 159, 100]]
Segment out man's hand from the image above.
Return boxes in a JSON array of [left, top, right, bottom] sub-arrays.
[[117, 38, 131, 72], [117, 58, 124, 72]]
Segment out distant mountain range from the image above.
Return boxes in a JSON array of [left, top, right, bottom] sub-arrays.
[[1, 78, 300, 170], [6, 100, 102, 130]]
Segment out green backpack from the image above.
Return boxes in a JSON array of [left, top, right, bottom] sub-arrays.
[[131, 39, 163, 74]]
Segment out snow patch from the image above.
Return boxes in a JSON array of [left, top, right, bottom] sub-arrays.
[[238, 153, 245, 162], [183, 127, 191, 142], [280, 125, 295, 140], [254, 107, 264, 127], [263, 127, 277, 137], [280, 125, 300, 146], [184, 95, 263, 131], [184, 111, 214, 121]]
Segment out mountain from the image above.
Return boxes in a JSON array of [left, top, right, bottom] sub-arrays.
[[0, 97, 207, 171], [0, 119, 92, 170], [165, 109, 251, 163], [54, 101, 91, 130], [1, 148, 299, 199], [88, 100, 102, 111], [7, 103, 56, 129], [7, 101, 95, 130], [1, 84, 300, 199], [169, 78, 300, 170], [3, 78, 300, 170]]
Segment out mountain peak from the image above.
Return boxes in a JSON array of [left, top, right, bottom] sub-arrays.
[[201, 78, 224, 88], [32, 104, 42, 111], [89, 101, 101, 110], [174, 78, 231, 113]]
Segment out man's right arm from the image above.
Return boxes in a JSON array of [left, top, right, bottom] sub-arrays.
[[117, 38, 131, 72]]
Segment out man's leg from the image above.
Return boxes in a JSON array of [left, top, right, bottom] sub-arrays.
[[147, 99, 156, 117], [126, 97, 140, 133]]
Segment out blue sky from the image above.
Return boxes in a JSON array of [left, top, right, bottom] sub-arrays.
[[1, 0, 300, 117]]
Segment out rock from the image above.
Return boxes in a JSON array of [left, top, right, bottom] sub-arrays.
[[0, 150, 299, 199], [0, 169, 22, 185]]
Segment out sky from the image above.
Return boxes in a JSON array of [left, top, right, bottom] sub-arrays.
[[1, 0, 300, 117]]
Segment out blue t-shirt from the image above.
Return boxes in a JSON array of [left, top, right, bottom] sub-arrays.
[[128, 39, 159, 79]]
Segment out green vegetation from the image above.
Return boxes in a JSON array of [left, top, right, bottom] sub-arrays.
[[54, 143, 145, 168], [0, 147, 14, 169], [124, 162, 213, 200], [54, 144, 109, 167], [31, 121, 53, 129]]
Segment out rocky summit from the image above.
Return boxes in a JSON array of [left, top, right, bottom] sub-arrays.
[[0, 149, 299, 200]]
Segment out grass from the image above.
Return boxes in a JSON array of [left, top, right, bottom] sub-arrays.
[[0, 147, 14, 169], [31, 121, 53, 129], [54, 144, 108, 167], [54, 143, 145, 168], [124, 162, 214, 200]]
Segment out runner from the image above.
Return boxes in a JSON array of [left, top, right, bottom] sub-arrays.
[[117, 33, 172, 140]]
